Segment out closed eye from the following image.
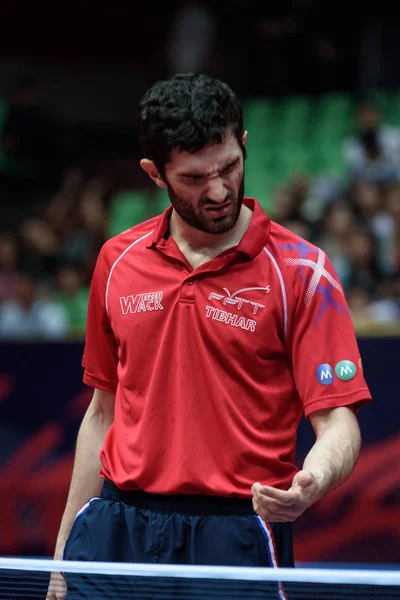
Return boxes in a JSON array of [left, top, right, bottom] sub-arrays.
[[181, 157, 240, 182], [221, 158, 240, 175], [184, 174, 203, 182]]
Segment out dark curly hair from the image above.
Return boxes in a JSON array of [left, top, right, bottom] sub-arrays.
[[137, 73, 246, 176]]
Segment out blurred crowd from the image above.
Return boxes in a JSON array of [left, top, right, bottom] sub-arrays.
[[0, 69, 400, 340], [0, 168, 109, 340], [0, 73, 113, 341], [272, 97, 400, 329]]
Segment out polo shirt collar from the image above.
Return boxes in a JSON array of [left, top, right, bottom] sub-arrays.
[[236, 198, 271, 259], [147, 197, 271, 260]]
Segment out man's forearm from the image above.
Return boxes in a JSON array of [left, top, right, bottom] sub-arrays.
[[303, 407, 361, 499], [252, 407, 362, 522], [54, 400, 112, 559]]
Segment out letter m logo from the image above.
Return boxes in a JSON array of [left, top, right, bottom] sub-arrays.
[[321, 369, 332, 381], [340, 365, 353, 376]]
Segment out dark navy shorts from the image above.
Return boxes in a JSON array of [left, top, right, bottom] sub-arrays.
[[63, 480, 294, 599]]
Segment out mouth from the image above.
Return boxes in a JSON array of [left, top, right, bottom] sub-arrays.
[[204, 202, 232, 217]]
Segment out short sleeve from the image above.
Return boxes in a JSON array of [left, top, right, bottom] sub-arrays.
[[287, 249, 372, 418], [82, 246, 119, 392]]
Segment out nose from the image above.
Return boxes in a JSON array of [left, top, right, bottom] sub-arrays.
[[205, 177, 228, 203]]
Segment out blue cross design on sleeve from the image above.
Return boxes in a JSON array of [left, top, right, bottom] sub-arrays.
[[280, 238, 349, 324], [278, 240, 319, 261], [279, 240, 318, 278], [314, 281, 349, 325]]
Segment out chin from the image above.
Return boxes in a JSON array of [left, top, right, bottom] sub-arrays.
[[204, 216, 238, 234]]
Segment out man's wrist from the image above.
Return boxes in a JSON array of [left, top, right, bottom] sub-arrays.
[[54, 541, 67, 561], [309, 469, 333, 500]]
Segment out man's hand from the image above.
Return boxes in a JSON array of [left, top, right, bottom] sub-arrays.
[[252, 408, 362, 524], [252, 470, 323, 523], [46, 572, 66, 600]]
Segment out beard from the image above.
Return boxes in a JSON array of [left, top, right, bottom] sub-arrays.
[[165, 174, 245, 234]]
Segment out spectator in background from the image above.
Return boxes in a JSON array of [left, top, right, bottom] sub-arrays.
[[314, 200, 355, 288], [346, 286, 372, 324], [53, 262, 89, 338], [272, 173, 312, 224], [28, 171, 108, 282], [386, 183, 400, 270], [346, 281, 399, 327], [368, 278, 400, 322], [0, 169, 111, 342], [43, 168, 85, 237], [352, 180, 398, 277], [346, 226, 383, 297], [271, 170, 395, 304], [343, 96, 400, 179], [351, 128, 398, 185], [0, 269, 69, 340], [272, 171, 343, 238], [0, 232, 19, 301], [57, 175, 108, 272], [18, 217, 60, 285]]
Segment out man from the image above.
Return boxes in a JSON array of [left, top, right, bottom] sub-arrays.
[[343, 95, 400, 179], [48, 74, 371, 599]]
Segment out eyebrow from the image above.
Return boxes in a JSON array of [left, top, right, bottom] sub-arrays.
[[178, 156, 241, 179]]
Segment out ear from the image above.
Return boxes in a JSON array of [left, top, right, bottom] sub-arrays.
[[140, 159, 167, 189], [242, 130, 248, 146]]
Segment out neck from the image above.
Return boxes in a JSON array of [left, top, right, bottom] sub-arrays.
[[170, 203, 253, 254]]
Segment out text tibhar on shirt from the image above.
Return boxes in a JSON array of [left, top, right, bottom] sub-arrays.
[[205, 286, 271, 332]]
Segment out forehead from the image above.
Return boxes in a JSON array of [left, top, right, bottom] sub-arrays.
[[166, 133, 242, 174]]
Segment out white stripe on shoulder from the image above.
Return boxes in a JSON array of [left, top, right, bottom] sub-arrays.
[[263, 247, 288, 342], [105, 230, 154, 315]]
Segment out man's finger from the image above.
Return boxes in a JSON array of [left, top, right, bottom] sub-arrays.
[[255, 508, 302, 523], [253, 495, 303, 515], [253, 484, 298, 505]]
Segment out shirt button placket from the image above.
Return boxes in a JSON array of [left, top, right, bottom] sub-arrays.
[[180, 277, 196, 301]]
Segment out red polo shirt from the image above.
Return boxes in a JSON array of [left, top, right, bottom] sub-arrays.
[[82, 198, 371, 498]]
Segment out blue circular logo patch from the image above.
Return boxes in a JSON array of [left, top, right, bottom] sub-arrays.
[[316, 364, 334, 385]]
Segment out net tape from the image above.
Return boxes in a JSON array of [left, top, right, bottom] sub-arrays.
[[1, 558, 399, 584], [0, 558, 399, 600]]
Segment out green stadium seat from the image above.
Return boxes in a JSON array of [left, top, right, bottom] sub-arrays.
[[153, 188, 171, 215], [277, 96, 310, 144], [243, 98, 274, 126], [307, 141, 346, 180], [271, 143, 309, 181], [245, 159, 278, 213], [311, 93, 352, 140], [387, 92, 400, 126], [107, 189, 152, 238], [243, 97, 277, 145]]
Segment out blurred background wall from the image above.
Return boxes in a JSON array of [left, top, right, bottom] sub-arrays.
[[0, 1, 399, 565]]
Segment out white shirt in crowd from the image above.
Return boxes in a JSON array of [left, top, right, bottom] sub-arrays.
[[0, 299, 69, 340]]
